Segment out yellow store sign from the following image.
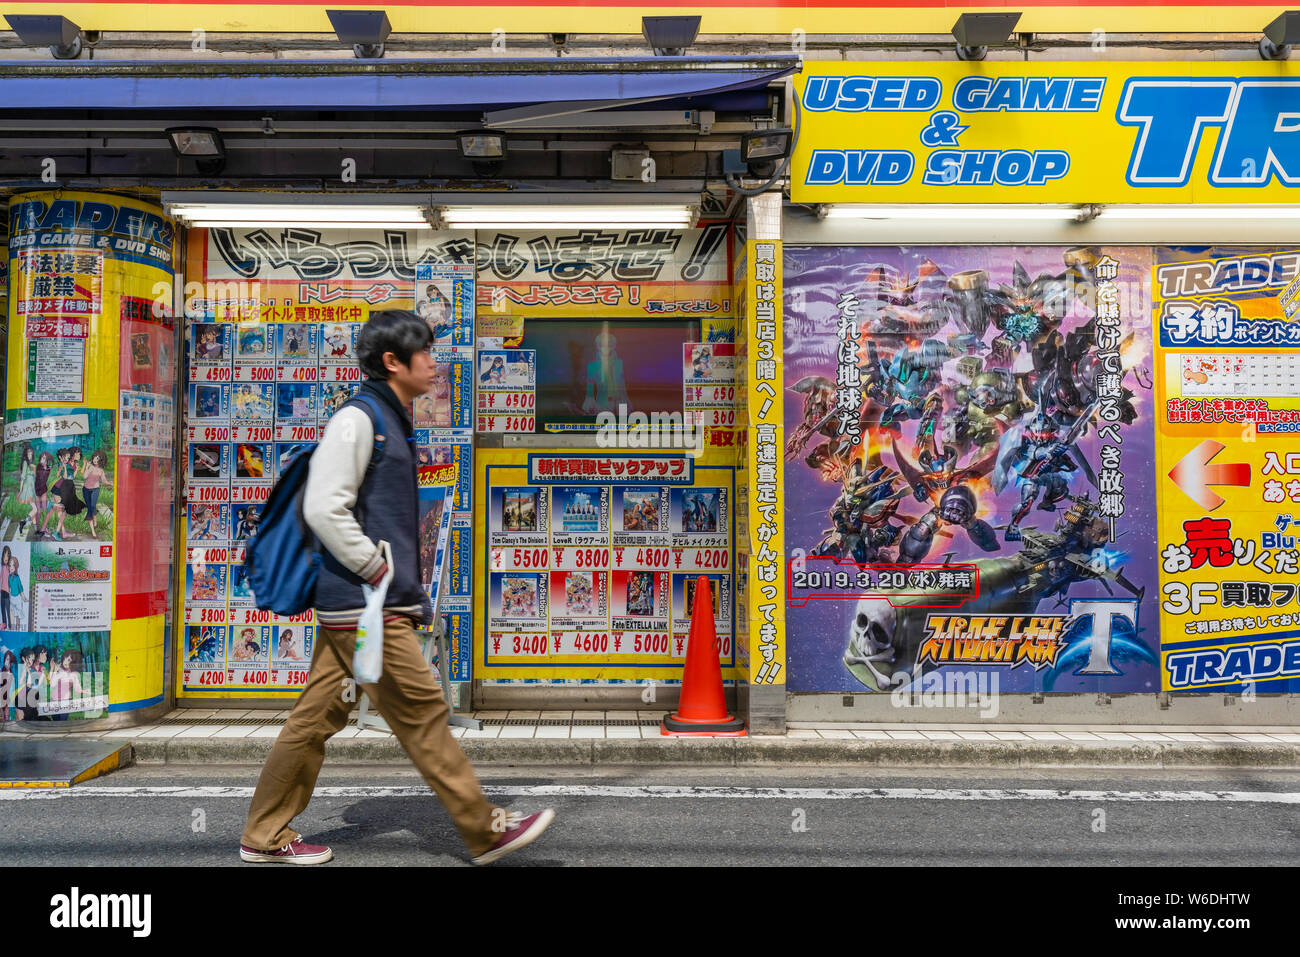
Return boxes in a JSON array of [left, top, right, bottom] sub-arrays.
[[793, 62, 1300, 205]]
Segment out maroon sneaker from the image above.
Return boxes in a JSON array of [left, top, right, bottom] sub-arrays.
[[240, 837, 333, 865], [471, 809, 555, 865]]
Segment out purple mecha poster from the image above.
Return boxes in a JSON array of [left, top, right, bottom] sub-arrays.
[[782, 245, 1161, 694]]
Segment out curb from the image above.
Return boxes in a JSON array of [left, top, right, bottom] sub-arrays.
[[118, 735, 1300, 770]]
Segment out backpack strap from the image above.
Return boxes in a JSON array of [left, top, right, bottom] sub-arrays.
[[349, 393, 388, 475]]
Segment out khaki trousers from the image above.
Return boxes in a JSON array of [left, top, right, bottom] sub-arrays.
[[241, 616, 500, 857]]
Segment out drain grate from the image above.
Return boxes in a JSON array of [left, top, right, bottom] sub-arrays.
[[159, 713, 666, 728], [161, 715, 286, 726]]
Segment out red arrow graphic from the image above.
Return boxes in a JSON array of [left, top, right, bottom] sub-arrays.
[[1168, 440, 1251, 512]]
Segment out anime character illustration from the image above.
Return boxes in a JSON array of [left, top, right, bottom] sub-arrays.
[[229, 563, 254, 602], [193, 324, 225, 361], [945, 248, 1097, 373], [131, 333, 152, 369], [780, 245, 1156, 695], [16, 445, 36, 536], [681, 492, 717, 533], [276, 628, 301, 660], [890, 437, 1000, 563], [626, 572, 655, 616], [81, 451, 111, 539], [280, 324, 311, 359], [564, 572, 594, 615], [690, 345, 713, 379], [231, 627, 263, 661], [323, 324, 352, 358], [480, 355, 506, 385], [321, 383, 355, 417], [622, 491, 658, 531], [187, 627, 221, 663], [233, 505, 260, 541], [189, 560, 224, 602], [842, 494, 1146, 692], [237, 323, 269, 357], [233, 384, 273, 421], [501, 577, 539, 618], [236, 444, 266, 479], [189, 504, 225, 541], [812, 463, 909, 564], [7, 556, 25, 632], [995, 404, 1097, 542], [581, 331, 629, 414], [416, 282, 453, 340]]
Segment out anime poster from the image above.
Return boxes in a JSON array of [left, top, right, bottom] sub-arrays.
[[227, 624, 271, 687], [187, 503, 230, 544], [181, 624, 225, 689], [1153, 246, 1300, 693], [234, 321, 272, 361], [415, 263, 474, 347], [31, 542, 112, 632], [418, 481, 454, 593], [231, 503, 262, 542], [549, 485, 609, 548], [188, 321, 233, 373], [1, 409, 116, 544], [184, 547, 228, 610], [231, 382, 274, 426], [319, 322, 360, 363], [270, 623, 314, 689], [782, 245, 1160, 694], [275, 382, 318, 426], [672, 572, 733, 661], [274, 322, 317, 362], [549, 569, 610, 654], [228, 553, 255, 607], [611, 569, 670, 657], [188, 383, 230, 422], [318, 381, 357, 422], [0, 629, 109, 721], [488, 571, 549, 658]]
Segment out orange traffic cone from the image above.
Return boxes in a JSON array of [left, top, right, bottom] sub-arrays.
[[661, 576, 746, 736]]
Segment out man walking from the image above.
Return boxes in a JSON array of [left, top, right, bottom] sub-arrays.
[[240, 310, 554, 865]]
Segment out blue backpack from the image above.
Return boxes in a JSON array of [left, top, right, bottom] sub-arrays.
[[244, 393, 387, 617]]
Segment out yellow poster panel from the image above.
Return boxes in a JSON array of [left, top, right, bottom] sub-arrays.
[[474, 446, 740, 680], [742, 239, 785, 687], [1153, 247, 1300, 694], [0, 2, 1280, 37], [5, 191, 178, 719], [794, 61, 1300, 205]]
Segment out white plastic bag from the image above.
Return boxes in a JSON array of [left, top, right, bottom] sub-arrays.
[[353, 540, 393, 684]]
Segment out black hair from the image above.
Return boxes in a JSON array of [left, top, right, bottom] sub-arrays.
[[357, 310, 433, 381]]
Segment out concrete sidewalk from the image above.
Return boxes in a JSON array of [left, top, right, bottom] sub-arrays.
[[4, 709, 1300, 769]]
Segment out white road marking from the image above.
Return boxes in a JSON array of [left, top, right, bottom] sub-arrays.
[[1, 784, 1299, 803]]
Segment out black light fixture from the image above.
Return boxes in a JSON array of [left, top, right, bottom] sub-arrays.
[[951, 11, 1022, 61], [4, 14, 83, 59], [457, 131, 507, 160], [1261, 10, 1300, 60], [457, 130, 507, 176], [326, 9, 391, 59], [166, 127, 227, 176], [642, 15, 701, 56], [740, 128, 793, 177]]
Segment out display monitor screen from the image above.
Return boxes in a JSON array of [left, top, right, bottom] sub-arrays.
[[525, 318, 702, 431]]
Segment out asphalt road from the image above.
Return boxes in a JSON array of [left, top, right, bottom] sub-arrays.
[[5, 764, 1299, 867]]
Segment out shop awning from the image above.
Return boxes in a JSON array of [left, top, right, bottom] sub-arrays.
[[0, 56, 798, 118]]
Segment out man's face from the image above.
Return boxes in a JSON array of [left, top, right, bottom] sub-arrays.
[[386, 347, 437, 400]]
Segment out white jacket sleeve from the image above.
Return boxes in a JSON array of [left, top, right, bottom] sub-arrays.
[[302, 406, 386, 582]]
